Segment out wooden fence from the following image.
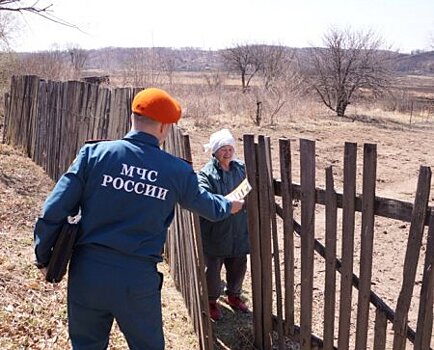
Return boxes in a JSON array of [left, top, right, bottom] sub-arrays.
[[2, 75, 214, 349], [4, 75, 433, 349], [244, 135, 434, 349]]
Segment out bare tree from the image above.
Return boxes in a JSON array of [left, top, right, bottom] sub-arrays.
[[68, 46, 88, 79], [121, 47, 164, 87], [17, 46, 72, 80], [0, 0, 75, 27], [220, 44, 264, 92], [259, 45, 292, 90], [303, 27, 394, 117]]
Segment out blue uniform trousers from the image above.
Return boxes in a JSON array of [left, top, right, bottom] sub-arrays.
[[67, 246, 164, 350]]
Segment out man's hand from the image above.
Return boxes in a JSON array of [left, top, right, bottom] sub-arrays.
[[230, 199, 244, 214]]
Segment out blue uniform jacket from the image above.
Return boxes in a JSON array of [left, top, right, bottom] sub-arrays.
[[34, 131, 232, 265], [198, 157, 250, 257]]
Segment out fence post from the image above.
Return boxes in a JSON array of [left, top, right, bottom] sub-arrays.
[[244, 134, 264, 349], [414, 211, 434, 349], [279, 138, 295, 336], [257, 136, 274, 350], [393, 166, 432, 349], [338, 142, 358, 350], [323, 166, 338, 349], [299, 139, 316, 350], [355, 144, 377, 349]]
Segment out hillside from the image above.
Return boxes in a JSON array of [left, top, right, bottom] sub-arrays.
[[16, 46, 434, 76]]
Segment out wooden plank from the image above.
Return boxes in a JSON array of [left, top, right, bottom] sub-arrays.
[[355, 143, 377, 350], [243, 134, 264, 349], [373, 308, 387, 350], [76, 82, 90, 146], [414, 212, 434, 350], [28, 76, 40, 162], [58, 81, 72, 175], [2, 92, 9, 143], [279, 138, 295, 336], [52, 81, 64, 180], [393, 166, 432, 350], [265, 137, 284, 349], [192, 213, 214, 350], [257, 135, 273, 350], [183, 132, 213, 350], [274, 181, 433, 226], [85, 83, 98, 141], [34, 80, 47, 167], [299, 139, 316, 350], [323, 166, 337, 350], [338, 142, 357, 350], [107, 87, 130, 139]]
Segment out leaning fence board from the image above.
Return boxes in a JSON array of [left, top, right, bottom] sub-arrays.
[[393, 166, 432, 350], [414, 212, 434, 350], [164, 127, 214, 350], [279, 138, 295, 336], [338, 142, 357, 350], [184, 133, 213, 350], [192, 212, 214, 350], [323, 166, 337, 350], [257, 135, 274, 350], [243, 134, 264, 349], [355, 143, 377, 350], [299, 139, 316, 350], [266, 137, 284, 349]]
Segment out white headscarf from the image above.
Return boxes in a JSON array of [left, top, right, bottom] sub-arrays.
[[204, 128, 236, 154]]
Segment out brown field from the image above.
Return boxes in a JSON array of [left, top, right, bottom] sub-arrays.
[[0, 73, 433, 349]]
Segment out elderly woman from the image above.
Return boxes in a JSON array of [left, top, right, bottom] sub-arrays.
[[198, 129, 250, 321]]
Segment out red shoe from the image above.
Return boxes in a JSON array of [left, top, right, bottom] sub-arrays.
[[227, 295, 249, 313], [209, 301, 222, 321]]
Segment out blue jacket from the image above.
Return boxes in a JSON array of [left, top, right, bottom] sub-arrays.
[[34, 131, 232, 265], [198, 157, 249, 257]]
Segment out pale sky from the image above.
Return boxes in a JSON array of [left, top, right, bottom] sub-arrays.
[[11, 0, 434, 53]]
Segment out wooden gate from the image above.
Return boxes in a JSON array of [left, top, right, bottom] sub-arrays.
[[244, 134, 433, 350]]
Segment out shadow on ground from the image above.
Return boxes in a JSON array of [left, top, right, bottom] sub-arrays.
[[211, 296, 256, 350]]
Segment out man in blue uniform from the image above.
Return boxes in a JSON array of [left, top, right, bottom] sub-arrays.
[[33, 88, 244, 350]]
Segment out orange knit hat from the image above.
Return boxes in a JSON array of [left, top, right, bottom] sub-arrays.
[[131, 88, 182, 123]]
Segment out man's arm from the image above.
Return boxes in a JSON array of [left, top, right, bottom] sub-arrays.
[[179, 169, 243, 221], [34, 149, 86, 266]]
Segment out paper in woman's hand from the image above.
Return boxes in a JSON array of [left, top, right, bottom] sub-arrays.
[[225, 178, 252, 201]]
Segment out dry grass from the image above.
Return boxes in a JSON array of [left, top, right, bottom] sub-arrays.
[[1, 73, 433, 349]]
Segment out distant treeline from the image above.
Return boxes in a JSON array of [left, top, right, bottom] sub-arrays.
[[16, 46, 434, 75]]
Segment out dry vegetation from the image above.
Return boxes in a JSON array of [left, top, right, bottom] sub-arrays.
[[0, 70, 433, 349]]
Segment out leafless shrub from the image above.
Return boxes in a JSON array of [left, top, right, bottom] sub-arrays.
[[16, 46, 73, 81], [202, 70, 225, 91], [174, 84, 223, 126]]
